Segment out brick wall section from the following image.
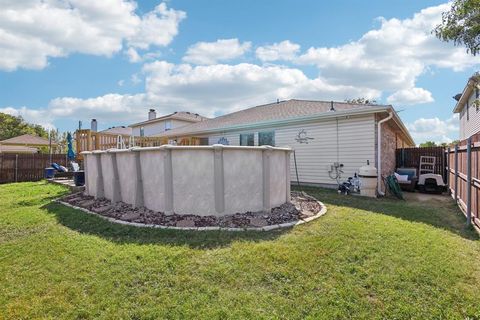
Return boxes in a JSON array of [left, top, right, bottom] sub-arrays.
[[376, 114, 411, 191], [381, 121, 399, 178]]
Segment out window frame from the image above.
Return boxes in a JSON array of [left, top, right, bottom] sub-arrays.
[[165, 120, 172, 131], [258, 131, 275, 146], [239, 133, 255, 146]]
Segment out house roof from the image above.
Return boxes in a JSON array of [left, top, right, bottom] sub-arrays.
[[0, 145, 38, 153], [100, 126, 133, 135], [453, 73, 480, 113], [0, 134, 54, 146], [129, 111, 208, 128], [154, 99, 413, 144]]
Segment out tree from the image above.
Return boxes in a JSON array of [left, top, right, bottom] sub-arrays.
[[419, 141, 438, 147], [345, 98, 377, 105], [0, 113, 48, 141], [434, 0, 480, 55]]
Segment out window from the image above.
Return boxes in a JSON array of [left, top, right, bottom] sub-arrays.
[[199, 138, 209, 145], [258, 131, 275, 146], [165, 120, 172, 131], [140, 127, 145, 137], [240, 133, 254, 146]]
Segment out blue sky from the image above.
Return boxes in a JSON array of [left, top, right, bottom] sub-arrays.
[[0, 0, 478, 144]]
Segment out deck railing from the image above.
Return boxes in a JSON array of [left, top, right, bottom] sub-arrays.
[[75, 130, 204, 159]]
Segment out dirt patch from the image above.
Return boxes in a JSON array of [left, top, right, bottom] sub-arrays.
[[60, 191, 322, 228]]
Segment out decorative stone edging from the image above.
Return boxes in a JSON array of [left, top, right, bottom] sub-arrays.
[[55, 198, 327, 232]]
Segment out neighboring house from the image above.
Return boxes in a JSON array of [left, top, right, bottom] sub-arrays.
[[100, 126, 133, 136], [453, 72, 480, 140], [0, 134, 55, 153], [129, 109, 208, 137], [0, 145, 38, 154], [156, 99, 415, 188]]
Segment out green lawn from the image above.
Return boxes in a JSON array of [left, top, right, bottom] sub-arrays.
[[1, 182, 480, 319]]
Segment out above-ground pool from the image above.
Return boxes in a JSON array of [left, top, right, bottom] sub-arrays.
[[82, 145, 292, 216]]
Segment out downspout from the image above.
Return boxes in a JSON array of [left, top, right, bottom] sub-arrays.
[[377, 111, 393, 196]]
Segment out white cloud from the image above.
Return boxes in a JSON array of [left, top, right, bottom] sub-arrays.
[[387, 87, 434, 105], [0, 106, 54, 130], [126, 3, 186, 50], [126, 48, 142, 63], [0, 1, 185, 71], [183, 39, 251, 65], [1, 61, 379, 126], [141, 61, 378, 115], [296, 3, 480, 100], [256, 40, 300, 62], [407, 115, 459, 144]]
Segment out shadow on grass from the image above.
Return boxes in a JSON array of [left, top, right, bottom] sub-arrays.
[[17, 195, 63, 208], [43, 202, 289, 249], [296, 186, 479, 241]]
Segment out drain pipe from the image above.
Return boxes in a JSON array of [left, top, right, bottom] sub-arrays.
[[377, 111, 393, 196]]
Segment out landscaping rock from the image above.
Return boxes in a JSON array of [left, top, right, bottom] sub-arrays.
[[176, 219, 196, 228], [249, 217, 268, 227], [78, 200, 95, 207], [92, 205, 111, 214], [121, 212, 141, 221], [60, 191, 323, 229]]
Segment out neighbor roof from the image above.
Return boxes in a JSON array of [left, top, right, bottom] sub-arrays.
[[156, 99, 386, 136], [453, 72, 480, 113], [100, 126, 133, 135], [129, 111, 208, 127], [0, 145, 38, 153], [0, 134, 54, 146]]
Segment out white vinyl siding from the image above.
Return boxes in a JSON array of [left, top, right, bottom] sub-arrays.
[[132, 119, 196, 136], [276, 115, 375, 185], [196, 114, 375, 186], [459, 89, 480, 140], [208, 133, 240, 146]]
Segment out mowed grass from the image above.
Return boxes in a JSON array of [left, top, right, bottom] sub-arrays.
[[1, 182, 480, 319]]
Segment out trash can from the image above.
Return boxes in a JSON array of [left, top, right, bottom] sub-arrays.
[[44, 167, 55, 179], [73, 171, 85, 186]]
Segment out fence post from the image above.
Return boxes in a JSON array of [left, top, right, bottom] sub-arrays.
[[454, 144, 458, 203], [15, 154, 18, 183], [467, 136, 472, 225], [446, 147, 450, 188]]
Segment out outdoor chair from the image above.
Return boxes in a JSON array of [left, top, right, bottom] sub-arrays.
[[395, 167, 418, 192]]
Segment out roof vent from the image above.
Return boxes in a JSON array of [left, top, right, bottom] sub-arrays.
[[277, 98, 280, 104], [330, 101, 335, 112]]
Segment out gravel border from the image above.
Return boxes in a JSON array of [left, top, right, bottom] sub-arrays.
[[55, 193, 327, 232]]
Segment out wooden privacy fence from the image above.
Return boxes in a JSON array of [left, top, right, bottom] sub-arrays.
[[447, 135, 480, 228], [0, 154, 68, 184], [396, 146, 447, 180], [75, 130, 205, 159]]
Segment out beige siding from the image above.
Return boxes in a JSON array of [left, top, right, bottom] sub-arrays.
[[459, 90, 480, 140], [132, 119, 195, 136], [208, 133, 240, 145], [276, 115, 375, 185], [196, 114, 376, 186]]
